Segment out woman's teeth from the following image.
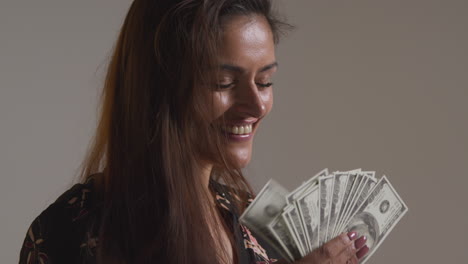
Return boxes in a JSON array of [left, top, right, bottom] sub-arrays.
[[224, 124, 253, 135]]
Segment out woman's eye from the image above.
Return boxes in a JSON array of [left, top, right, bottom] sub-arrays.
[[216, 82, 235, 89], [256, 82, 273, 88], [215, 81, 273, 89]]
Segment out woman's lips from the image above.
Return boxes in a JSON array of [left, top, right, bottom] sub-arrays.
[[221, 122, 258, 142]]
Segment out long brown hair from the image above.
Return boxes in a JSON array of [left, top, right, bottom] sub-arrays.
[[78, 0, 291, 263]]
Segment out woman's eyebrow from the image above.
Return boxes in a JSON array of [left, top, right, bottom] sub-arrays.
[[218, 61, 278, 74]]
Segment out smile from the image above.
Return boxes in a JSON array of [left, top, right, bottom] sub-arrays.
[[222, 124, 253, 135]]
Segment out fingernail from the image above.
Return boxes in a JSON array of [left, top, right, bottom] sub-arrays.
[[354, 235, 367, 249], [347, 231, 357, 240], [356, 245, 370, 259]]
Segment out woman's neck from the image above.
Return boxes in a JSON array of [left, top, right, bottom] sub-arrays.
[[200, 162, 213, 192]]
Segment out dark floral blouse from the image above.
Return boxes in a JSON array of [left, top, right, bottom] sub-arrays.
[[19, 176, 280, 264]]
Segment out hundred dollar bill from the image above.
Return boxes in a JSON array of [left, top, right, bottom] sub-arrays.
[[325, 171, 350, 242], [282, 204, 308, 256], [286, 169, 328, 204], [296, 185, 320, 250], [281, 204, 307, 256], [342, 173, 377, 232], [285, 169, 328, 252], [335, 172, 375, 235], [268, 214, 301, 261], [331, 171, 358, 237], [332, 172, 364, 237], [239, 179, 289, 252], [318, 175, 334, 246], [345, 176, 408, 264], [295, 202, 313, 252], [326, 169, 363, 239]]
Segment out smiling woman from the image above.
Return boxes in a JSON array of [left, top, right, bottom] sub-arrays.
[[210, 14, 277, 168], [18, 1, 367, 264], [18, 1, 290, 264]]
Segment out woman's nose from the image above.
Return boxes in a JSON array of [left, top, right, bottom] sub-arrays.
[[233, 81, 267, 117]]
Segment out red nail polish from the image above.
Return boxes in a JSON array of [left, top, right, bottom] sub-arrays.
[[354, 236, 367, 249], [347, 231, 357, 240], [356, 245, 370, 259]]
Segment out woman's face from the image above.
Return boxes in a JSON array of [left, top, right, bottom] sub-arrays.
[[211, 15, 276, 168]]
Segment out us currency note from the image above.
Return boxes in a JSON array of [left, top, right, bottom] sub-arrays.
[[318, 175, 334, 246], [345, 176, 408, 264], [282, 205, 306, 256], [240, 169, 407, 264], [288, 204, 310, 255], [285, 169, 327, 252], [333, 172, 366, 237], [344, 173, 377, 230], [331, 171, 359, 237], [334, 173, 371, 235], [326, 169, 362, 239], [239, 179, 289, 252], [296, 185, 320, 250], [268, 214, 301, 261], [337, 171, 376, 234], [325, 171, 350, 242], [286, 169, 328, 204]]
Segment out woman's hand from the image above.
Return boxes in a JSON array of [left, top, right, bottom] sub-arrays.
[[277, 232, 369, 264]]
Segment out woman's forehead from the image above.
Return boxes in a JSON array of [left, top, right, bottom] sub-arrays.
[[218, 15, 275, 71]]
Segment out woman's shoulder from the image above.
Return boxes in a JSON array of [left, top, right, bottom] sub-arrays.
[[40, 175, 100, 224], [19, 174, 101, 264]]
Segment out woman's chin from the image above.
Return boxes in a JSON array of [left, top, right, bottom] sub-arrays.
[[228, 146, 252, 169], [234, 158, 250, 169]]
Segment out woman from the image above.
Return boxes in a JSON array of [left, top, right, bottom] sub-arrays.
[[19, 0, 369, 263]]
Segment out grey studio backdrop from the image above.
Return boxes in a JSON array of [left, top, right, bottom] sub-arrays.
[[1, 1, 467, 263]]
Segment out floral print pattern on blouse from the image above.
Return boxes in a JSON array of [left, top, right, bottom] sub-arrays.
[[19, 176, 279, 264]]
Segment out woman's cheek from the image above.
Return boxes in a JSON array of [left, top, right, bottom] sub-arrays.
[[212, 91, 232, 120], [262, 89, 274, 115]]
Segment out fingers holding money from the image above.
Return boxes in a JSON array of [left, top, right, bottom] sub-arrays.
[[297, 232, 357, 264], [239, 170, 408, 263], [356, 244, 370, 259], [328, 232, 369, 263], [321, 232, 356, 258], [296, 232, 363, 264], [324, 232, 359, 264]]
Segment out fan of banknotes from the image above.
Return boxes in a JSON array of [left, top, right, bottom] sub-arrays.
[[239, 169, 408, 263]]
